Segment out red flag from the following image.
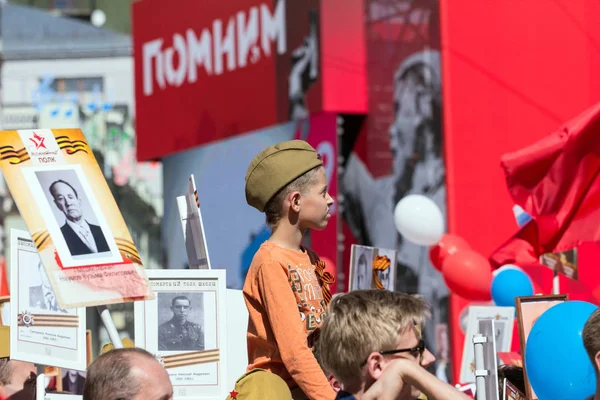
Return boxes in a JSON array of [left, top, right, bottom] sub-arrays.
[[490, 102, 600, 300]]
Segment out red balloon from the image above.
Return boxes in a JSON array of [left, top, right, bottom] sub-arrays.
[[429, 234, 471, 271], [442, 250, 493, 301]]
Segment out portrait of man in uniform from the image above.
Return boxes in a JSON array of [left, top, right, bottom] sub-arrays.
[[157, 294, 205, 351]]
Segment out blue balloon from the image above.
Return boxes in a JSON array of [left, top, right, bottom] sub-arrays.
[[491, 269, 533, 307], [526, 301, 597, 400]]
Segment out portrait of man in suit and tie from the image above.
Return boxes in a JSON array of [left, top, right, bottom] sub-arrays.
[[48, 179, 110, 257]]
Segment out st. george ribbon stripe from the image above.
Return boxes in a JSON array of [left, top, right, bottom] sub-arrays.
[[162, 349, 220, 369]]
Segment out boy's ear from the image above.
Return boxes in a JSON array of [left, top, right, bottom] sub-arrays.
[[594, 351, 600, 371], [365, 352, 386, 381], [288, 191, 302, 211]]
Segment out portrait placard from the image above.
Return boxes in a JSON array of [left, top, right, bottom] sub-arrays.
[[0, 128, 153, 308], [10, 229, 87, 370], [349, 245, 397, 291], [515, 295, 567, 400], [459, 306, 514, 383], [135, 269, 227, 400]]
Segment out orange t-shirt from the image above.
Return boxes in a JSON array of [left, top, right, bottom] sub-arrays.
[[243, 241, 335, 400]]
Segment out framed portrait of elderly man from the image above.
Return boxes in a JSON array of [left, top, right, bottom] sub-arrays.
[[10, 229, 87, 371], [21, 165, 121, 267], [135, 269, 227, 400]]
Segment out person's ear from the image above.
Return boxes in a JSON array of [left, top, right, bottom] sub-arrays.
[[288, 191, 302, 213], [594, 351, 600, 371], [364, 352, 386, 381]]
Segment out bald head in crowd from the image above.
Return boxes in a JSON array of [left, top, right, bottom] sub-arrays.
[[83, 348, 173, 400], [0, 358, 36, 398]]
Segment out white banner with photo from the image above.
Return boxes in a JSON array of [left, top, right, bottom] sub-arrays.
[[460, 306, 514, 383], [135, 269, 227, 400], [10, 229, 87, 371]]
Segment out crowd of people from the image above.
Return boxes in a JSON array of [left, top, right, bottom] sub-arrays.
[[0, 139, 597, 399]]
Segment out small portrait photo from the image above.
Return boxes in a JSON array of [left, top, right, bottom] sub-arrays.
[[157, 292, 205, 352], [350, 245, 374, 290], [27, 166, 120, 267], [16, 248, 69, 314], [27, 261, 68, 314], [61, 369, 86, 395], [372, 247, 397, 291]]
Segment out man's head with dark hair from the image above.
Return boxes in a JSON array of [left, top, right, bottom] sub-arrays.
[[171, 296, 190, 307], [171, 296, 191, 324], [83, 347, 172, 400], [49, 180, 83, 223], [0, 358, 36, 398]]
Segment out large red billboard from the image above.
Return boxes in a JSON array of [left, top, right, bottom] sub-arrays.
[[133, 0, 366, 161], [441, 0, 600, 382]]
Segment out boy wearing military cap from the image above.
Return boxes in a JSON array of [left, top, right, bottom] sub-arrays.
[[243, 140, 336, 400]]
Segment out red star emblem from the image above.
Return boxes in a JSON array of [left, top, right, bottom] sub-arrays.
[[229, 390, 238, 399], [29, 132, 47, 150]]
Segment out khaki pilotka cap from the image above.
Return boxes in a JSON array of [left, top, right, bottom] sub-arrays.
[[226, 369, 292, 400], [245, 140, 323, 212]]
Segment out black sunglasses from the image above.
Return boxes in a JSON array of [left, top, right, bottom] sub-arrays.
[[360, 339, 425, 367]]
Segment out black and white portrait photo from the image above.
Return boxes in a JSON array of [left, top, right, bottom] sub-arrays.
[[29, 261, 67, 313], [157, 293, 205, 352], [350, 245, 374, 290], [26, 167, 121, 268], [36, 169, 110, 257], [61, 369, 86, 395], [373, 248, 397, 291]]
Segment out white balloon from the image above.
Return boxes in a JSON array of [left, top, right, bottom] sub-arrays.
[[91, 9, 106, 28], [492, 264, 523, 277], [394, 194, 444, 246]]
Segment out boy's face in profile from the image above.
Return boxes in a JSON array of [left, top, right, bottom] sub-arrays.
[[380, 325, 436, 399], [297, 167, 334, 230]]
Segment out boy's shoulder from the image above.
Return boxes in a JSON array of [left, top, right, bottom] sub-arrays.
[[249, 241, 309, 273], [251, 241, 291, 266]]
